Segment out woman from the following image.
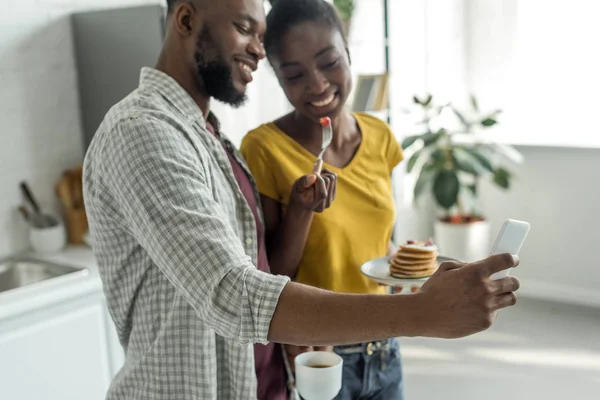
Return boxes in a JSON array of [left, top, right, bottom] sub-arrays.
[[241, 0, 405, 398]]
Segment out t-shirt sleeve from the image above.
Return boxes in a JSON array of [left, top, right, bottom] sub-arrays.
[[240, 131, 280, 201], [384, 123, 404, 173]]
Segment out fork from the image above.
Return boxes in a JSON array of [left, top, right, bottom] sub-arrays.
[[313, 117, 333, 175]]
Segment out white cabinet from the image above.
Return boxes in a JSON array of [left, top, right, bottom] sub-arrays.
[[0, 292, 121, 400]]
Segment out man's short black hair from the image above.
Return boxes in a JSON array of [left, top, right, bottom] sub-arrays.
[[166, 0, 178, 13], [264, 0, 347, 60]]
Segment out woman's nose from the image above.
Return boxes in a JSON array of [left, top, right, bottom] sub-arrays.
[[306, 70, 330, 94]]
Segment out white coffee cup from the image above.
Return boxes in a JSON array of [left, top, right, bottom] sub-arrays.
[[294, 351, 343, 400]]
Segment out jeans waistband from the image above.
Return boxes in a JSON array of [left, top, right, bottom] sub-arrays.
[[334, 338, 393, 355]]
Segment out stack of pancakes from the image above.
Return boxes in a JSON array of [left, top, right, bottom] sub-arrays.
[[389, 241, 438, 278]]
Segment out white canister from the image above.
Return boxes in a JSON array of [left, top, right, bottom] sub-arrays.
[[29, 216, 67, 254]]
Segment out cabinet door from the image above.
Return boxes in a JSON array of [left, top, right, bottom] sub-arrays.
[[0, 300, 112, 400]]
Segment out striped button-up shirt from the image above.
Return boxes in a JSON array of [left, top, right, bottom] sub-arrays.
[[83, 67, 290, 399]]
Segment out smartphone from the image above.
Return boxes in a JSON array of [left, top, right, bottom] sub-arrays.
[[488, 219, 531, 280]]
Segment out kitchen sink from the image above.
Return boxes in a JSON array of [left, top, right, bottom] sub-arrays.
[[0, 257, 88, 294]]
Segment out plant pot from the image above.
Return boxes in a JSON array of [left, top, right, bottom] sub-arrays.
[[434, 218, 490, 262]]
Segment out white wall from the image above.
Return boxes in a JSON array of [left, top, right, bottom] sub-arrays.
[[211, 64, 290, 147], [0, 0, 168, 257], [0, 0, 291, 256], [387, 0, 600, 308], [479, 146, 600, 307]]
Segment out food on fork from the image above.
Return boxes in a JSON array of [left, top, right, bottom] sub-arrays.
[[319, 117, 331, 127], [389, 239, 438, 278], [313, 117, 332, 175]]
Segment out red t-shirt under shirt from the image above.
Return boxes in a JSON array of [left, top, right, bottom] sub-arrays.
[[206, 121, 287, 400]]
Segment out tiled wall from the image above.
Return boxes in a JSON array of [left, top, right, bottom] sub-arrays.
[[0, 0, 162, 256]]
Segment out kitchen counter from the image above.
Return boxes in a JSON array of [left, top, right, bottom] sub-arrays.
[[0, 245, 102, 321], [0, 245, 124, 400]]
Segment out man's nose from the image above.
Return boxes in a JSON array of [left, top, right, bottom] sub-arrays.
[[248, 37, 266, 61]]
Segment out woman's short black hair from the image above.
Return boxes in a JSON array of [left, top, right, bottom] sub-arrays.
[[264, 0, 347, 60]]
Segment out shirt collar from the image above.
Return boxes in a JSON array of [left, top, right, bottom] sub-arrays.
[[139, 67, 208, 129]]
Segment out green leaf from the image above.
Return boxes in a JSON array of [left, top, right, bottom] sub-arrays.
[[422, 129, 444, 147], [470, 95, 479, 111], [401, 135, 420, 149], [413, 164, 436, 200], [453, 108, 468, 126], [423, 94, 433, 106], [493, 168, 511, 189], [481, 118, 497, 127], [460, 147, 494, 172], [413, 94, 433, 107], [433, 170, 460, 209], [407, 150, 421, 173], [430, 148, 446, 167], [453, 149, 481, 175], [333, 0, 355, 19]]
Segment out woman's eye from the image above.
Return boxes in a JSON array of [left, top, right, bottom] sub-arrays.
[[323, 59, 340, 69], [286, 74, 303, 82]]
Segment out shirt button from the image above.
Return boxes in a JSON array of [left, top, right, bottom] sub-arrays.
[[246, 238, 253, 245]]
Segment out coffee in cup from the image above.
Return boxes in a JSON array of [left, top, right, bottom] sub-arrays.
[[294, 351, 343, 400]]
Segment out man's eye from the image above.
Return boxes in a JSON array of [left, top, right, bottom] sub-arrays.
[[235, 24, 250, 35]]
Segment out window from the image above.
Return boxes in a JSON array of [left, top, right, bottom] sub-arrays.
[[466, 0, 600, 148], [390, 0, 600, 148]]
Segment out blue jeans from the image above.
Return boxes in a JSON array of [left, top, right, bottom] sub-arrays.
[[333, 338, 404, 400]]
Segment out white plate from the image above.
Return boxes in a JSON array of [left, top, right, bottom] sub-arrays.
[[361, 255, 456, 288]]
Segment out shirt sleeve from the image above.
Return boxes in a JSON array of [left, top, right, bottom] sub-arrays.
[[385, 125, 404, 173], [240, 132, 280, 201], [97, 116, 289, 345]]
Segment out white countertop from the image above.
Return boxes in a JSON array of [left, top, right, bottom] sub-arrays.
[[0, 245, 103, 320]]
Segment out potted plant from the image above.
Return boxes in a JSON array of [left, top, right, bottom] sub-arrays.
[[401, 94, 524, 262], [333, 0, 355, 37]]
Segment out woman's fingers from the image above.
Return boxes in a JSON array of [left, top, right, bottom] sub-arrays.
[[320, 169, 337, 209]]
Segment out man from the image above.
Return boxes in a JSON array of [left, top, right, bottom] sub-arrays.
[[82, 0, 520, 399]]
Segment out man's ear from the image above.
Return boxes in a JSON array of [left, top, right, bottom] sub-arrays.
[[172, 2, 201, 36]]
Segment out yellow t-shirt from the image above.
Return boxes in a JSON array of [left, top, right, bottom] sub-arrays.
[[240, 113, 403, 294]]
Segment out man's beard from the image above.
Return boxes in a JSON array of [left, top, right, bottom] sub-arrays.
[[194, 28, 247, 108]]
